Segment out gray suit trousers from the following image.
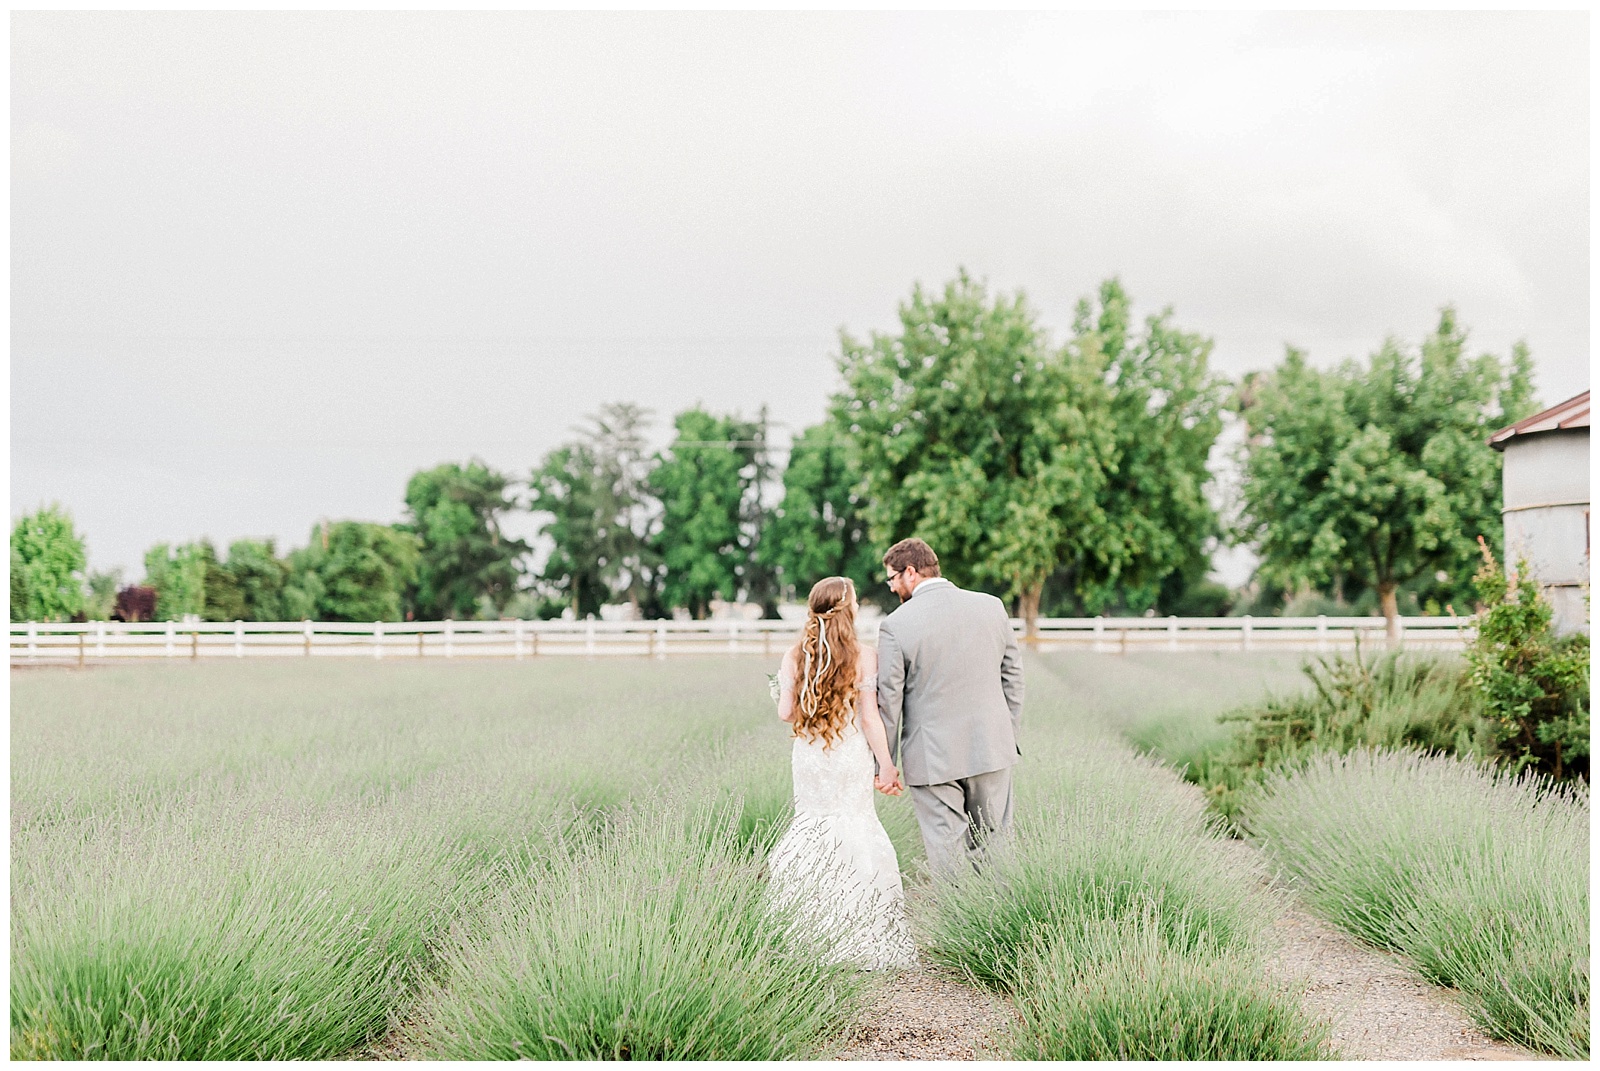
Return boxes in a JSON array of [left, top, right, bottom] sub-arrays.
[[909, 766, 1014, 878]]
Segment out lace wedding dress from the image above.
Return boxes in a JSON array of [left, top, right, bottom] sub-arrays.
[[766, 675, 917, 970]]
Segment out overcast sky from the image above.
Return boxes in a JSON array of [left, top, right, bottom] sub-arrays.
[[11, 10, 1590, 584]]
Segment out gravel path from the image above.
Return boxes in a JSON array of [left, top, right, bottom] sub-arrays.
[[1229, 838, 1541, 1062], [834, 958, 1015, 1061]]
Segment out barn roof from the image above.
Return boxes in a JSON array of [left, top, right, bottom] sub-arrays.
[[1489, 390, 1590, 451]]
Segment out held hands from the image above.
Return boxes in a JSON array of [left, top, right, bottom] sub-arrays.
[[874, 765, 904, 796]]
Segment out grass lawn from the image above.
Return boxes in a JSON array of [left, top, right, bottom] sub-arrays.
[[11, 652, 1314, 1059]]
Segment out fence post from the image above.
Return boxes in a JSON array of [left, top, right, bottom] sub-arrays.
[[96, 621, 106, 659], [514, 620, 525, 660], [445, 619, 454, 659], [373, 621, 383, 660], [418, 630, 425, 658], [1167, 615, 1178, 652], [27, 621, 36, 662], [656, 620, 667, 660], [1093, 615, 1104, 653], [1242, 615, 1253, 652], [167, 620, 176, 658], [78, 630, 85, 667], [1118, 628, 1128, 656], [303, 620, 313, 657], [191, 630, 199, 660], [235, 620, 244, 659], [1317, 614, 1327, 652], [648, 625, 655, 659]]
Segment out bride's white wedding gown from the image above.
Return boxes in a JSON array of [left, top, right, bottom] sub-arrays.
[[766, 678, 916, 970]]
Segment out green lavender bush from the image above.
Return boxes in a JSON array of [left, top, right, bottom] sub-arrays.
[[414, 796, 867, 1060], [1242, 749, 1589, 1058]]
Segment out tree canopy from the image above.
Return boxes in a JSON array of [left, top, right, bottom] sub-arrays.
[[1237, 308, 1537, 635], [404, 460, 527, 620], [648, 407, 772, 619], [831, 270, 1113, 633], [529, 403, 660, 619], [10, 504, 87, 622], [284, 521, 420, 622], [760, 420, 882, 607]]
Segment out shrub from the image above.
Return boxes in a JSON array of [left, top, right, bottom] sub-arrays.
[[920, 744, 1265, 993], [1008, 913, 1333, 1060], [1466, 543, 1590, 781], [1241, 749, 1589, 1059], [11, 799, 456, 1060], [415, 796, 867, 1060], [1148, 645, 1494, 824]]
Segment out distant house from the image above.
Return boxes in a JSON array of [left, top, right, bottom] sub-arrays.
[[1489, 391, 1590, 635]]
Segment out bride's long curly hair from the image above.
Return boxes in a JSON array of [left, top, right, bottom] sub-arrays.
[[790, 577, 860, 750]]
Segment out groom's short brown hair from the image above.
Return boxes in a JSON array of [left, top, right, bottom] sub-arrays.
[[883, 538, 940, 577]]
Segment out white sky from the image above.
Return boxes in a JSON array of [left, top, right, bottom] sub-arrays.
[[10, 11, 1590, 584]]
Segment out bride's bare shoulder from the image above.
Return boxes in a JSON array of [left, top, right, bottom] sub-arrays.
[[859, 645, 879, 671]]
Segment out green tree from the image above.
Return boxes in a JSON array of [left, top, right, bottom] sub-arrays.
[[648, 407, 772, 619], [224, 538, 290, 621], [83, 568, 123, 621], [284, 521, 420, 622], [529, 403, 662, 619], [831, 270, 1114, 635], [1046, 279, 1228, 615], [143, 541, 209, 621], [759, 420, 881, 606], [200, 543, 247, 622], [403, 460, 527, 620], [1237, 308, 1537, 639], [10, 504, 87, 622]]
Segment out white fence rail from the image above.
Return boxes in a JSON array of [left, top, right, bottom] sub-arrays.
[[10, 616, 1473, 665]]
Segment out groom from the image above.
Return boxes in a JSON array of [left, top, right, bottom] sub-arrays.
[[875, 537, 1024, 877]]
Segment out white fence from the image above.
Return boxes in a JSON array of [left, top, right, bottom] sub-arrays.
[[10, 615, 1473, 665]]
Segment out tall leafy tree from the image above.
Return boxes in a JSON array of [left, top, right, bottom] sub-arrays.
[[529, 403, 661, 619], [1237, 308, 1537, 638], [1047, 279, 1228, 614], [648, 406, 772, 619], [760, 420, 881, 605], [831, 270, 1113, 634], [143, 541, 209, 621], [284, 521, 420, 622], [224, 538, 290, 621], [403, 460, 527, 619], [10, 504, 87, 622]]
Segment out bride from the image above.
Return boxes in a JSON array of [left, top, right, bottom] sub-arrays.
[[766, 577, 916, 971]]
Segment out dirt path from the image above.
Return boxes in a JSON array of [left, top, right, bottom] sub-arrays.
[[1233, 839, 1542, 1062], [834, 959, 1016, 1060]]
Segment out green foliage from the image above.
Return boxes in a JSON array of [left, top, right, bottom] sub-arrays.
[[10, 504, 88, 622], [832, 270, 1114, 628], [404, 459, 527, 619], [416, 797, 866, 1060], [82, 569, 123, 621], [1008, 917, 1332, 1060], [1050, 279, 1227, 615], [1237, 310, 1537, 629], [284, 521, 420, 622], [1466, 547, 1590, 780], [648, 407, 773, 619], [1242, 749, 1589, 1058], [530, 403, 660, 619], [1135, 647, 1495, 825], [919, 741, 1264, 993], [759, 421, 881, 606], [224, 538, 290, 621], [142, 541, 210, 621]]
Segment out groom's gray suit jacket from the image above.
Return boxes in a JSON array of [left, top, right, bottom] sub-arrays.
[[876, 580, 1024, 787]]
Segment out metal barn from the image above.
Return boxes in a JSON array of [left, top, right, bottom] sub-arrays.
[[1489, 390, 1590, 635]]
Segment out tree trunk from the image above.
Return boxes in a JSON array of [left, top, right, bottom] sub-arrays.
[[1019, 583, 1042, 644], [1379, 581, 1401, 645]]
